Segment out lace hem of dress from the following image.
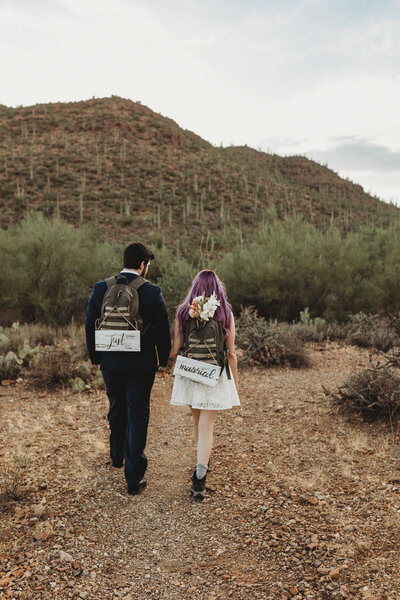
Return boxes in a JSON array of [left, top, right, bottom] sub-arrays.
[[170, 371, 240, 410]]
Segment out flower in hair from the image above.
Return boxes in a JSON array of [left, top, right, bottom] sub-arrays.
[[189, 293, 220, 321]]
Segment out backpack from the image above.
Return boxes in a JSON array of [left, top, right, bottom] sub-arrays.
[[182, 317, 230, 377], [96, 275, 148, 332]]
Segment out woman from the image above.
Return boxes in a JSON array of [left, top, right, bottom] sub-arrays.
[[169, 270, 240, 499]]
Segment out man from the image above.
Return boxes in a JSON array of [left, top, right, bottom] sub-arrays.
[[85, 242, 171, 495]]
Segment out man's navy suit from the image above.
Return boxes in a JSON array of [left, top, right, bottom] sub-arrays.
[[85, 271, 171, 489]]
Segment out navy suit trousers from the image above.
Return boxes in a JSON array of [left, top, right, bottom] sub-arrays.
[[101, 370, 155, 489]]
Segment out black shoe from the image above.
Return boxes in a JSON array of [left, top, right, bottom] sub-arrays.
[[191, 471, 206, 500], [128, 478, 147, 496], [112, 459, 123, 468]]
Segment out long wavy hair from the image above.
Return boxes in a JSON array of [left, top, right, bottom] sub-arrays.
[[176, 270, 232, 338]]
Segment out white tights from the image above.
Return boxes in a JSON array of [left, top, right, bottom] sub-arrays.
[[191, 408, 218, 469]]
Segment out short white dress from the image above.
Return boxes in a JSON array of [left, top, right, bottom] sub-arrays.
[[170, 367, 240, 410]]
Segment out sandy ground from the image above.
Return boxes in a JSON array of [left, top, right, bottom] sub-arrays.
[[1, 342, 400, 600]]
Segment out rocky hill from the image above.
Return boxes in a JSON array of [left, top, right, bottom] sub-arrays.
[[0, 96, 398, 250]]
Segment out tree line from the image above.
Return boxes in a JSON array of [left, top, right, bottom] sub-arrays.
[[1, 212, 399, 326]]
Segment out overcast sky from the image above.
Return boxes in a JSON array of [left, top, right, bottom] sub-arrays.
[[1, 0, 399, 204]]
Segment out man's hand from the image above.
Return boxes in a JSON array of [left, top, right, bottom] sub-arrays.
[[158, 355, 176, 375]]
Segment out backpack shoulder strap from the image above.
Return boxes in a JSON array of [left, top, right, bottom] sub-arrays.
[[128, 276, 151, 335], [182, 318, 193, 351], [104, 276, 117, 289], [127, 276, 148, 291]]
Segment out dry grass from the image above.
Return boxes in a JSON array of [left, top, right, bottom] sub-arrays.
[[0, 323, 56, 354], [346, 313, 400, 352], [30, 345, 78, 389], [324, 350, 400, 424], [62, 320, 88, 360], [0, 458, 29, 509]]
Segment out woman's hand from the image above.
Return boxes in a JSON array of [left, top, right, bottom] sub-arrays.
[[226, 313, 239, 389], [158, 341, 179, 375]]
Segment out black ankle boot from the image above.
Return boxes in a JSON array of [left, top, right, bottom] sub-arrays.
[[191, 470, 206, 499]]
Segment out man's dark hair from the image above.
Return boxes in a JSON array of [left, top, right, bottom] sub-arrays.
[[123, 242, 155, 269]]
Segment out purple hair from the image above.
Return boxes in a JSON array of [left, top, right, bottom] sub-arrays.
[[176, 270, 232, 338]]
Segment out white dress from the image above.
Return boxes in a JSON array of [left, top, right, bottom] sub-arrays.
[[170, 367, 240, 410]]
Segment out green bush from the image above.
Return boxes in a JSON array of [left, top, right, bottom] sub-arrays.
[[219, 216, 400, 322], [148, 245, 196, 320], [3, 212, 400, 330], [95, 367, 105, 389], [0, 351, 22, 380], [79, 362, 91, 383], [220, 216, 343, 321], [70, 377, 86, 393], [0, 213, 120, 325], [17, 342, 40, 367]]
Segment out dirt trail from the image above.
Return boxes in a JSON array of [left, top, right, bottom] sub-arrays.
[[1, 342, 400, 600]]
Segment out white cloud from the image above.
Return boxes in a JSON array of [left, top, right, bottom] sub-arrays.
[[310, 138, 400, 172]]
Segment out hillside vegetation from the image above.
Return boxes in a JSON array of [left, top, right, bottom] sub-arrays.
[[0, 96, 399, 252], [1, 213, 400, 325]]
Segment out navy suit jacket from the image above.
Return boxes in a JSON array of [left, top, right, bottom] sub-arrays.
[[85, 272, 171, 372]]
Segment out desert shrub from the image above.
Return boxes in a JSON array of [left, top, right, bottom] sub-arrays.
[[323, 321, 349, 341], [220, 215, 339, 322], [0, 322, 57, 369], [0, 213, 120, 326], [0, 458, 29, 508], [30, 345, 78, 389], [290, 322, 325, 343], [346, 313, 380, 347], [346, 313, 400, 352], [236, 306, 310, 368], [219, 215, 400, 322], [0, 351, 22, 380], [324, 351, 400, 423], [389, 313, 400, 336], [17, 341, 41, 367], [63, 320, 88, 360], [369, 325, 400, 353], [148, 245, 196, 320], [0, 322, 56, 354], [94, 368, 105, 389], [291, 318, 349, 343], [78, 362, 91, 383], [71, 377, 86, 393], [299, 307, 326, 329], [374, 222, 400, 313], [291, 307, 327, 342]]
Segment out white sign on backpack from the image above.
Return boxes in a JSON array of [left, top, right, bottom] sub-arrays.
[[173, 355, 221, 387], [95, 330, 140, 352]]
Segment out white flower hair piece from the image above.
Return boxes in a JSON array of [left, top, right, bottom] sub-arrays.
[[188, 293, 220, 321]]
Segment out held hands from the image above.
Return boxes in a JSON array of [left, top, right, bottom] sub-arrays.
[[158, 365, 170, 375], [158, 356, 176, 375]]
